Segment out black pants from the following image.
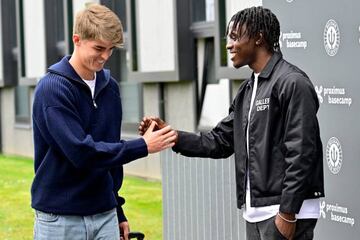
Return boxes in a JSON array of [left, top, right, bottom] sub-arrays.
[[246, 217, 317, 240]]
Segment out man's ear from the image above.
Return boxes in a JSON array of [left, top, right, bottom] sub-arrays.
[[255, 32, 264, 46], [73, 34, 81, 46]]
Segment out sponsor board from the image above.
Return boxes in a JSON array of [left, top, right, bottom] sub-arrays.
[[279, 31, 307, 50], [320, 200, 355, 227], [315, 85, 352, 107], [324, 19, 340, 56], [326, 137, 343, 175]]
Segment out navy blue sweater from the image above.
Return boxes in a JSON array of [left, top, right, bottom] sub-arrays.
[[31, 56, 148, 222]]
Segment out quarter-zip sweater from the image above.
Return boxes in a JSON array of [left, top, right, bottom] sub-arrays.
[[31, 56, 148, 220]]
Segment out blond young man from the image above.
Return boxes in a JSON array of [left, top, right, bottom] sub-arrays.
[[31, 4, 176, 240]]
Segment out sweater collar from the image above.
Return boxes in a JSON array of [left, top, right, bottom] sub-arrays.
[[48, 56, 111, 92]]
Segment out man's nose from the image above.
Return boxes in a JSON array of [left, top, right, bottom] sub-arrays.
[[226, 40, 233, 50], [101, 50, 113, 60]]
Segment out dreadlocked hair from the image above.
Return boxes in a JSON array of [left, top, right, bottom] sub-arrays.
[[226, 6, 280, 53]]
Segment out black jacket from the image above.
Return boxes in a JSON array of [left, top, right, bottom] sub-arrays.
[[173, 52, 324, 214]]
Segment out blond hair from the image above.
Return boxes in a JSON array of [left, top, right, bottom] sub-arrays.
[[73, 3, 124, 48]]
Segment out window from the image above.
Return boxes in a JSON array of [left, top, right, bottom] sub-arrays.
[[100, 0, 125, 83], [119, 81, 142, 124], [213, 0, 252, 80], [217, 0, 227, 67], [17, 0, 26, 78], [189, 0, 231, 129], [100, 0, 127, 32], [101, 0, 143, 125], [192, 0, 215, 22], [129, 0, 138, 72], [12, 0, 30, 124], [127, 0, 195, 82], [44, 0, 66, 67], [15, 86, 31, 123], [20, 0, 46, 82], [195, 38, 230, 130]]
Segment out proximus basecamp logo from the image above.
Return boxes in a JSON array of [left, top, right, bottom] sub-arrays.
[[326, 137, 343, 174], [324, 19, 340, 56]]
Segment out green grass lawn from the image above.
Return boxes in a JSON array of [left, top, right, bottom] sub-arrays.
[[0, 155, 163, 240]]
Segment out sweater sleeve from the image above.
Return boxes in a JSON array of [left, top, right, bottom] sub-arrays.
[[44, 105, 148, 169], [115, 196, 127, 223], [110, 167, 128, 223], [33, 78, 148, 169]]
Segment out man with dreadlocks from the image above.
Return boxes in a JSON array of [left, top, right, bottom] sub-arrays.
[[138, 6, 324, 240]]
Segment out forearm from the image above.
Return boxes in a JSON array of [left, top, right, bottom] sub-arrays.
[[173, 131, 233, 159], [41, 106, 148, 169], [61, 137, 148, 169]]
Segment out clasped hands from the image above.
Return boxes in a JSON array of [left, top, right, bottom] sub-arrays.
[[139, 117, 178, 153]]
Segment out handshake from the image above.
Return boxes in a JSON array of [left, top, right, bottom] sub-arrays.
[[138, 117, 178, 154]]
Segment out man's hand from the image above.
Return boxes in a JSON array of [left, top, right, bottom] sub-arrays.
[[138, 117, 167, 136], [142, 121, 178, 153], [275, 212, 296, 240], [119, 221, 130, 240]]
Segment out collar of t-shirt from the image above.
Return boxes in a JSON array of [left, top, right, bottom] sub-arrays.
[[82, 73, 97, 98]]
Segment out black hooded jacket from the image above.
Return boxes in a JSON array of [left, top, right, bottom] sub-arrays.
[[173, 52, 324, 214]]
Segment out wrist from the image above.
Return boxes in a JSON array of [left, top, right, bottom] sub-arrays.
[[277, 212, 297, 223], [279, 211, 295, 219]]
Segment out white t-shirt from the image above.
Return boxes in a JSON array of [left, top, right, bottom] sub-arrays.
[[82, 73, 96, 98], [243, 73, 320, 223]]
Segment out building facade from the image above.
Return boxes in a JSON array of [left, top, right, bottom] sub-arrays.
[[0, 0, 253, 179]]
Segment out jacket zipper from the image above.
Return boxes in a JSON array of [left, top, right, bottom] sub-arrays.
[[82, 83, 97, 109], [50, 70, 105, 110], [243, 81, 252, 204], [244, 77, 257, 205], [92, 98, 97, 109], [91, 80, 109, 110], [85, 85, 97, 109]]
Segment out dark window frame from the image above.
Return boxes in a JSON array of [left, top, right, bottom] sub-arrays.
[[12, 0, 31, 124], [16, 0, 26, 79], [44, 0, 66, 68], [0, 0, 18, 87]]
